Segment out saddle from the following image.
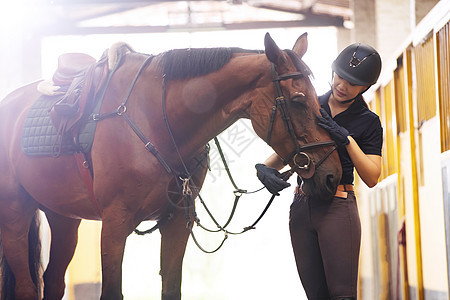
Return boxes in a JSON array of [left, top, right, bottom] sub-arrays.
[[32, 42, 133, 156], [45, 52, 110, 156], [52, 53, 97, 86], [50, 53, 109, 132]]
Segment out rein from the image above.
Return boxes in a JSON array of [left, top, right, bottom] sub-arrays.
[[167, 138, 277, 254], [159, 75, 276, 253]]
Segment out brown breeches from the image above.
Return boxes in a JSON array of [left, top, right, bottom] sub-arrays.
[[289, 192, 361, 299]]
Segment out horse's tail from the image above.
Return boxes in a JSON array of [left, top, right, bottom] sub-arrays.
[[0, 241, 15, 300], [1, 210, 42, 300], [29, 211, 43, 298]]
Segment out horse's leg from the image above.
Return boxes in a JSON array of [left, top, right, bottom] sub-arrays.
[[159, 206, 190, 300], [43, 210, 81, 300], [159, 149, 208, 300], [0, 192, 40, 300], [99, 208, 136, 300]]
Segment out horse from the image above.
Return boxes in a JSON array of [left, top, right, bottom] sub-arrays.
[[0, 32, 341, 300]]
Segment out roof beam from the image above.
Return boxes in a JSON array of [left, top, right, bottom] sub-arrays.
[[41, 17, 343, 36]]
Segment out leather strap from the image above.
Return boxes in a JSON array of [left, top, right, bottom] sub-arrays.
[[74, 152, 101, 216]]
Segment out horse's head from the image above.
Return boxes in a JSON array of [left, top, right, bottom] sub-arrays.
[[250, 33, 342, 200]]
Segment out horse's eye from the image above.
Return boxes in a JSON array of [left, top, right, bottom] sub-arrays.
[[291, 92, 306, 105]]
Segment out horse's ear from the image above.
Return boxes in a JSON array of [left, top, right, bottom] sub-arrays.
[[292, 32, 308, 58], [264, 32, 283, 64]]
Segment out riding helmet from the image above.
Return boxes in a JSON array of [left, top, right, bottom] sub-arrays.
[[331, 43, 382, 86]]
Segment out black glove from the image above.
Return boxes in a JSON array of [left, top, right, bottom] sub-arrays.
[[255, 163, 291, 195], [316, 108, 350, 147]]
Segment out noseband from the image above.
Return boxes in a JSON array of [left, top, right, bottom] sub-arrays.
[[266, 63, 337, 179]]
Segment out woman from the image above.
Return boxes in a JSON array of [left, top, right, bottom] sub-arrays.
[[255, 43, 383, 299]]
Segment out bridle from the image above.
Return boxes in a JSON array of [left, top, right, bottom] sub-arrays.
[[266, 63, 337, 180]]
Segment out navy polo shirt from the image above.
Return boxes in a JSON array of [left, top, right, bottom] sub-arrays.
[[319, 90, 383, 185]]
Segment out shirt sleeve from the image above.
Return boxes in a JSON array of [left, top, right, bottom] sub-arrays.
[[359, 116, 383, 156]]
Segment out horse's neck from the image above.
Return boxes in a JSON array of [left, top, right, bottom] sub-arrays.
[[166, 55, 268, 157]]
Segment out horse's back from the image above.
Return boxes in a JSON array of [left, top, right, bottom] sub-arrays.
[[0, 82, 40, 194], [0, 81, 41, 109], [0, 81, 41, 140], [0, 81, 41, 165]]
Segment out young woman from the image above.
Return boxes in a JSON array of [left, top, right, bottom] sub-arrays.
[[255, 43, 383, 299]]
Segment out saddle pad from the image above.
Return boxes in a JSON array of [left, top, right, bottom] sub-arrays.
[[21, 95, 96, 156]]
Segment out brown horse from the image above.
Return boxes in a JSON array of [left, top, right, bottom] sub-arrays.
[[0, 32, 341, 300]]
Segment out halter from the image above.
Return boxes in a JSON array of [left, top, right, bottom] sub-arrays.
[[267, 63, 337, 179]]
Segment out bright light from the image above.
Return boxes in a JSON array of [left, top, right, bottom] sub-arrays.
[[0, 1, 27, 31]]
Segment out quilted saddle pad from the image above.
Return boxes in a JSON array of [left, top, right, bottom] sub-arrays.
[[21, 94, 97, 156]]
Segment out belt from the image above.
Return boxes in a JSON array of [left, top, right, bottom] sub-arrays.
[[335, 184, 353, 198], [295, 184, 353, 198]]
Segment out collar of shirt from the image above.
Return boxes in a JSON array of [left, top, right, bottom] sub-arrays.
[[319, 90, 367, 118]]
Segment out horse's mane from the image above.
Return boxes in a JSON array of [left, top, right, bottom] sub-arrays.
[[159, 47, 262, 81]]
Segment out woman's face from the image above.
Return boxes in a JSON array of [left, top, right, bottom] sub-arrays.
[[332, 73, 368, 102]]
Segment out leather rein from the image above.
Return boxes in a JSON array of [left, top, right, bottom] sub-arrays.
[[267, 64, 337, 181]]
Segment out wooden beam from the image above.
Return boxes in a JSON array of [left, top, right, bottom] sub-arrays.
[[41, 17, 343, 36]]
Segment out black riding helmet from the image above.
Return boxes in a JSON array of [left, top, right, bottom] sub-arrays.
[[332, 43, 382, 86]]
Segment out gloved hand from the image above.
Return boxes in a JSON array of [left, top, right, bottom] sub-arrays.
[[316, 108, 350, 147], [255, 163, 291, 195]]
